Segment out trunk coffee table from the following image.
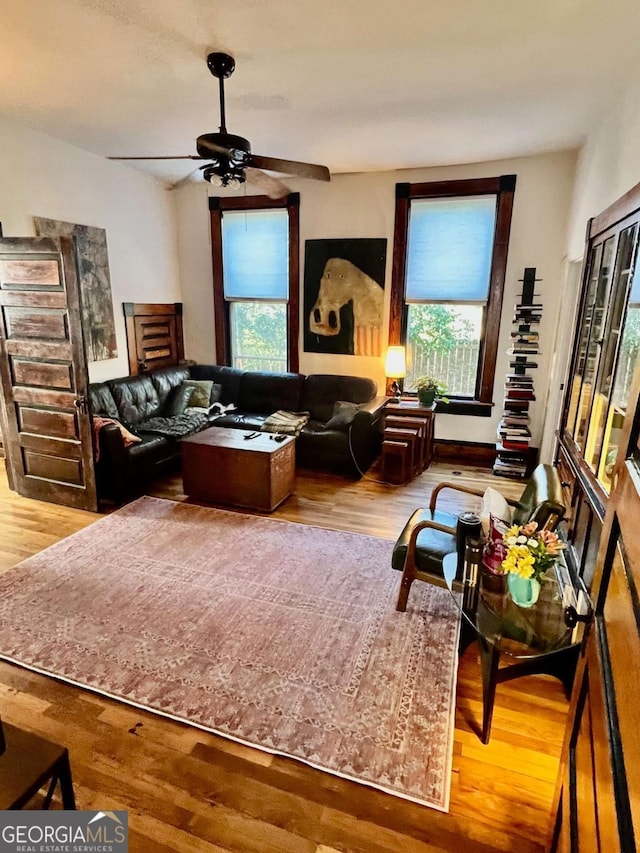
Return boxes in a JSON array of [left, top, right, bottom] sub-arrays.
[[181, 426, 296, 512]]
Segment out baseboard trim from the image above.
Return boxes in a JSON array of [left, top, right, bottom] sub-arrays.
[[434, 440, 497, 468], [435, 440, 539, 469]]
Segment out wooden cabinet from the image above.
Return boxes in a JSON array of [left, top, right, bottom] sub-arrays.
[[557, 181, 640, 587], [551, 182, 640, 850]]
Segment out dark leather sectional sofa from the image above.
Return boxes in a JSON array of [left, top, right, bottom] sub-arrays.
[[89, 364, 387, 503]]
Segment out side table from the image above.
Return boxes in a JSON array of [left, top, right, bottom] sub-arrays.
[[442, 552, 586, 743]]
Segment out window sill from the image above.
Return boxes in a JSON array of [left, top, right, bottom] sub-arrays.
[[437, 399, 493, 416], [400, 395, 493, 416]]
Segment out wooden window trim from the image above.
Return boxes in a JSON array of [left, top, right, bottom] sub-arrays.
[[389, 175, 516, 412], [209, 193, 300, 372]]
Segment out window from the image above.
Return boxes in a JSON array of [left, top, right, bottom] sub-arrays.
[[209, 194, 300, 372], [389, 176, 516, 414]]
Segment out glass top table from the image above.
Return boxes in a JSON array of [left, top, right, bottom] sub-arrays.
[[442, 550, 589, 742]]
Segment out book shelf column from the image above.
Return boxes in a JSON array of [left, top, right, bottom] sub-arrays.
[[494, 267, 540, 478]]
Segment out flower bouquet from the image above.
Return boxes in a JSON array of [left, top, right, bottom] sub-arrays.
[[500, 521, 565, 607]]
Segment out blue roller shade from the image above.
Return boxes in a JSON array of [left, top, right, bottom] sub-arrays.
[[406, 195, 497, 302], [222, 209, 289, 299]]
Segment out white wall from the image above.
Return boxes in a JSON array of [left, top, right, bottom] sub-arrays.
[[567, 66, 640, 260], [176, 150, 576, 445], [0, 118, 181, 382], [539, 66, 640, 459]]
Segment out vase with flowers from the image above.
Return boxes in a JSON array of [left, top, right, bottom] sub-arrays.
[[500, 521, 565, 607]]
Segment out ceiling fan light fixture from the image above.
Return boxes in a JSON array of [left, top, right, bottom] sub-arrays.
[[202, 161, 246, 188]]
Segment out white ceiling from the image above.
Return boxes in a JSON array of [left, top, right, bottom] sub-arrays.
[[2, 0, 639, 184]]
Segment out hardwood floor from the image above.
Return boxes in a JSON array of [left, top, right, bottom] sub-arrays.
[[0, 461, 566, 852]]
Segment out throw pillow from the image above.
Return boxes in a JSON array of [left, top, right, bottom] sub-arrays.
[[480, 486, 513, 536], [166, 384, 194, 417], [481, 513, 511, 574], [324, 400, 361, 430], [183, 379, 214, 409], [210, 382, 223, 404]]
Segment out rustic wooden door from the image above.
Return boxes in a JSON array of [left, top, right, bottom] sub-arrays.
[[552, 450, 640, 849], [0, 237, 97, 511]]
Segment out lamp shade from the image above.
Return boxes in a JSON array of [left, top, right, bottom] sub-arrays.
[[385, 346, 407, 378]]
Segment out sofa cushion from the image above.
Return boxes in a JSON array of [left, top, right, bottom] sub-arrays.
[[89, 383, 119, 419], [182, 379, 213, 408], [150, 366, 191, 409], [391, 508, 458, 575], [137, 410, 209, 438], [126, 432, 174, 463], [213, 412, 269, 431], [189, 365, 244, 405], [324, 400, 361, 430], [166, 384, 194, 416], [109, 375, 162, 426], [301, 374, 377, 423], [237, 371, 305, 414]]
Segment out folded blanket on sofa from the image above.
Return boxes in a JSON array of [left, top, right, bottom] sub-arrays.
[[136, 410, 209, 438], [260, 410, 310, 436]]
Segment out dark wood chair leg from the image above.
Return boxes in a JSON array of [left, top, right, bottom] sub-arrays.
[[396, 565, 415, 611]]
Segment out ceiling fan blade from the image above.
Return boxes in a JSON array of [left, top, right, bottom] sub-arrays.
[[248, 153, 330, 182], [245, 167, 290, 200], [108, 155, 206, 161]]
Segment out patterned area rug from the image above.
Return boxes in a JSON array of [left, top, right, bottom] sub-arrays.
[[0, 497, 460, 810]]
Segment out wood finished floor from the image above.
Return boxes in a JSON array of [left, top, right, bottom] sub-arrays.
[[0, 461, 565, 852]]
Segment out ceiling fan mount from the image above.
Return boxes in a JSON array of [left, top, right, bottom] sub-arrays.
[[109, 52, 330, 196], [206, 52, 236, 80]]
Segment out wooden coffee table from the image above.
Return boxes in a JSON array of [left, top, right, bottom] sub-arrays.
[[181, 427, 296, 512]]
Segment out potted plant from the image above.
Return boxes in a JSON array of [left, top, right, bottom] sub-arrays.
[[415, 376, 449, 407]]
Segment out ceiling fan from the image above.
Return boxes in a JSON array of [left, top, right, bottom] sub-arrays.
[[110, 52, 331, 198]]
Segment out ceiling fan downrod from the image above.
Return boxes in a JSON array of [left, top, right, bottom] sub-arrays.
[[207, 52, 236, 135]]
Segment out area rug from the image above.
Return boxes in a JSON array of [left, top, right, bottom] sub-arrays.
[[0, 496, 460, 811]]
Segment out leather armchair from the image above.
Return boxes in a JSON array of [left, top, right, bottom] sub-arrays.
[[392, 463, 565, 611]]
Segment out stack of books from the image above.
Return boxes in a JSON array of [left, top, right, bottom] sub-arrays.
[[494, 273, 541, 479], [513, 303, 542, 324], [504, 373, 536, 401], [493, 456, 529, 478]]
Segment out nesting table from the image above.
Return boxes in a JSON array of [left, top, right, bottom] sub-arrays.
[[382, 400, 436, 483]]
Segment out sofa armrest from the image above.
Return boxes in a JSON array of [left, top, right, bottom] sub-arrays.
[[357, 395, 389, 420], [96, 422, 128, 464], [94, 422, 130, 504], [347, 396, 387, 475]]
